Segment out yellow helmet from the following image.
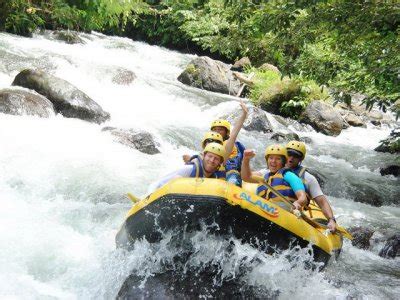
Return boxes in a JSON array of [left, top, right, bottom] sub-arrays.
[[264, 144, 288, 162], [201, 131, 223, 149], [203, 142, 226, 161], [286, 140, 306, 159], [210, 119, 231, 134]]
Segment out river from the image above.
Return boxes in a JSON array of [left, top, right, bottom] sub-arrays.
[[0, 31, 399, 299]]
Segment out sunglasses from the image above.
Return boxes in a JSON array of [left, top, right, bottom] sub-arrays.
[[287, 150, 303, 159]]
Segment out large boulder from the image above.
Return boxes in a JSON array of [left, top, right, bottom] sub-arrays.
[[12, 69, 110, 124], [243, 107, 272, 133], [177, 56, 241, 95], [0, 88, 55, 118], [336, 100, 393, 126], [53, 30, 85, 44], [352, 183, 384, 207], [380, 165, 400, 177], [340, 111, 365, 127], [348, 227, 375, 250], [379, 234, 400, 259], [299, 100, 344, 136], [102, 127, 160, 155], [258, 78, 301, 115], [375, 128, 400, 154]]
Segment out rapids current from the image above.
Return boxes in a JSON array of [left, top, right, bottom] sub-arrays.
[[0, 31, 399, 299]]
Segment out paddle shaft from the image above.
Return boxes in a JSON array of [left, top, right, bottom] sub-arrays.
[[127, 193, 140, 203], [254, 176, 353, 240]]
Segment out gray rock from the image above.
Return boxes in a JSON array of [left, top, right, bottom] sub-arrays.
[[258, 78, 301, 115], [270, 132, 300, 142], [299, 100, 344, 136], [259, 63, 281, 74], [375, 128, 400, 154], [103, 127, 160, 155], [112, 68, 136, 85], [231, 57, 251, 72], [349, 227, 375, 250], [300, 136, 313, 144], [243, 107, 272, 133], [353, 184, 384, 207], [380, 165, 400, 177], [0, 88, 55, 118], [379, 234, 400, 259], [343, 112, 365, 127], [177, 56, 241, 95], [54, 30, 85, 44], [12, 69, 110, 124], [337, 101, 394, 126]]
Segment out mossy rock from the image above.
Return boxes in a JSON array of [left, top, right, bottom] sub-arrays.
[[257, 78, 301, 115], [375, 129, 400, 154]]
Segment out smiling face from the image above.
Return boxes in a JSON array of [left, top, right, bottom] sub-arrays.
[[267, 154, 285, 173], [203, 152, 223, 175]]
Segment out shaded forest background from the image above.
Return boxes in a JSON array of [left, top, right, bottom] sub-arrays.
[[0, 0, 399, 117]]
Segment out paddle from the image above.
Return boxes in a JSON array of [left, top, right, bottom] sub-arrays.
[[126, 192, 141, 203], [252, 175, 353, 240]]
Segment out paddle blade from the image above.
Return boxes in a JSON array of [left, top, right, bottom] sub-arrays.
[[338, 226, 353, 240], [127, 193, 141, 203]]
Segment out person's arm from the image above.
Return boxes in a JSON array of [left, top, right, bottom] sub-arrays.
[[283, 171, 307, 210], [182, 154, 191, 163], [151, 165, 193, 191], [305, 173, 337, 232], [313, 195, 337, 232], [240, 149, 260, 183], [223, 100, 248, 164]]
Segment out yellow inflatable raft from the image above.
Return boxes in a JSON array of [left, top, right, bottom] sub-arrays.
[[116, 178, 344, 266]]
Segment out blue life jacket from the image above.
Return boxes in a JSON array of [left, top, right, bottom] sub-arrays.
[[263, 168, 297, 200], [187, 154, 225, 179], [225, 141, 245, 172]]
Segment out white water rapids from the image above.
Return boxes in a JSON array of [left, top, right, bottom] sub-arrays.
[[0, 31, 399, 299]]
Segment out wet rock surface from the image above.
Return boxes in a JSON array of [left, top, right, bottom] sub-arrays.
[[111, 68, 136, 85], [242, 107, 273, 133], [375, 128, 400, 154], [0, 87, 55, 118], [379, 165, 400, 177], [53, 30, 85, 44], [12, 69, 110, 123], [270, 132, 300, 142], [178, 56, 241, 95], [379, 234, 400, 259], [349, 227, 375, 249], [299, 101, 344, 136], [102, 127, 160, 154]]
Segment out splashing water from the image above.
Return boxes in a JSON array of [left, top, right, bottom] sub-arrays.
[[0, 31, 399, 299]]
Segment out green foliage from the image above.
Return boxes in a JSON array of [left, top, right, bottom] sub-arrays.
[[132, 0, 399, 116], [1, 0, 45, 36], [1, 0, 398, 117], [0, 0, 150, 34], [248, 69, 281, 102], [248, 68, 330, 118]]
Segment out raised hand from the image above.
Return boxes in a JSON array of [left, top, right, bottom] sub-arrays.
[[240, 99, 248, 115], [243, 149, 256, 160]]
